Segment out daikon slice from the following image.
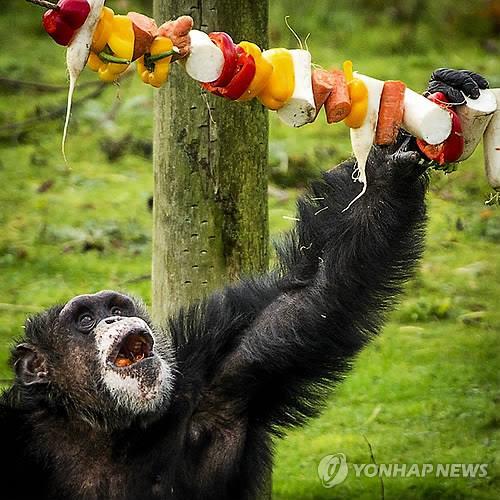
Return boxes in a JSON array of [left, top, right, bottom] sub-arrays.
[[483, 89, 500, 190], [456, 88, 497, 161], [402, 88, 452, 145], [182, 30, 224, 83], [63, 0, 105, 164], [276, 49, 316, 127], [344, 72, 384, 211]]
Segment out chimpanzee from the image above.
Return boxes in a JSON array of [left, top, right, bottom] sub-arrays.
[[0, 69, 488, 500]]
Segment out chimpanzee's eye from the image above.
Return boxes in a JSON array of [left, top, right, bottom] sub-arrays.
[[110, 306, 123, 317], [77, 312, 95, 333]]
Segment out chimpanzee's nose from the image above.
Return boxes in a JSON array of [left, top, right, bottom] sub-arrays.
[[105, 316, 123, 325]]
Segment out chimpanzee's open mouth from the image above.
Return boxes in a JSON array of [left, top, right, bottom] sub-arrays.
[[108, 330, 154, 369]]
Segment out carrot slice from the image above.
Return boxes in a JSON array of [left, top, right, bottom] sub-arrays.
[[325, 69, 351, 123], [375, 80, 406, 145], [312, 69, 335, 116]]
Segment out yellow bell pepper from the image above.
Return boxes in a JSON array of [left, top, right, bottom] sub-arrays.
[[257, 48, 294, 110], [87, 15, 135, 83], [343, 60, 368, 128], [237, 42, 273, 102], [91, 6, 115, 53], [136, 36, 176, 88], [86, 52, 126, 82], [106, 15, 135, 62]]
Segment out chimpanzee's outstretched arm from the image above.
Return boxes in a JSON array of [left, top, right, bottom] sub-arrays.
[[223, 147, 428, 427], [172, 145, 429, 430], [174, 69, 487, 430]]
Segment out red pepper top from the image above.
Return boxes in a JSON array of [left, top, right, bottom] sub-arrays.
[[42, 0, 91, 46]]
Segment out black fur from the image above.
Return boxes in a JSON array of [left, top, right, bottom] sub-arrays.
[[0, 144, 430, 500]]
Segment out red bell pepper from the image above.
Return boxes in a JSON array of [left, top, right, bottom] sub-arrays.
[[203, 46, 256, 101], [42, 0, 91, 46], [208, 32, 238, 87], [417, 92, 464, 165]]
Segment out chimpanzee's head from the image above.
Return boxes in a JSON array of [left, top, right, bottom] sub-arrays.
[[12, 291, 175, 427]]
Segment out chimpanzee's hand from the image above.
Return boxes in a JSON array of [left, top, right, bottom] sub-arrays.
[[384, 68, 489, 177], [364, 143, 429, 189], [425, 68, 489, 104]]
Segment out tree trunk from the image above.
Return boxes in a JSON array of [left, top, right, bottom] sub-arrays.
[[152, 0, 269, 325], [152, 1, 271, 497]]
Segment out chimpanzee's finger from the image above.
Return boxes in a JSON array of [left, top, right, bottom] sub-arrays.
[[463, 70, 489, 89], [389, 149, 419, 165], [430, 68, 482, 99], [425, 81, 465, 104], [387, 145, 432, 181]]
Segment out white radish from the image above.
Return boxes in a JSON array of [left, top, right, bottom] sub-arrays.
[[63, 0, 105, 164], [344, 72, 385, 211], [483, 89, 500, 191], [276, 49, 315, 127], [456, 89, 497, 161], [402, 88, 452, 145], [182, 29, 224, 83]]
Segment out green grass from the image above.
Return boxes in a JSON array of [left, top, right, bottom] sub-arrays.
[[1, 1, 499, 498]]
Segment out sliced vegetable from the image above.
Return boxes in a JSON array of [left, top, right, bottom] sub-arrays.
[[63, 0, 105, 162], [257, 48, 295, 110], [237, 42, 273, 102], [158, 15, 193, 59], [324, 69, 351, 123], [402, 87, 452, 144], [106, 15, 135, 63], [182, 29, 224, 83], [343, 61, 368, 129], [208, 32, 239, 87], [311, 68, 334, 116], [483, 89, 500, 190], [86, 51, 128, 82], [87, 14, 135, 82], [42, 0, 91, 46], [375, 80, 406, 145], [136, 36, 176, 88], [91, 5, 114, 52], [276, 49, 316, 127], [455, 89, 497, 161], [127, 12, 158, 61], [345, 73, 385, 210], [221, 47, 256, 100], [203, 46, 256, 100], [416, 92, 464, 165]]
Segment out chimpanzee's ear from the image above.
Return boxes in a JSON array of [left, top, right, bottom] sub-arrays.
[[13, 343, 49, 386]]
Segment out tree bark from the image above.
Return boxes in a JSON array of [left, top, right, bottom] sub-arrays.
[[152, 2, 271, 495], [152, 0, 269, 325]]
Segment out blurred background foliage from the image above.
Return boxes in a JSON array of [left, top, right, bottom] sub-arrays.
[[0, 1, 499, 498]]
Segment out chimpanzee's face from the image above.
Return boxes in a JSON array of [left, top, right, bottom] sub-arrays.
[[14, 291, 174, 423]]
